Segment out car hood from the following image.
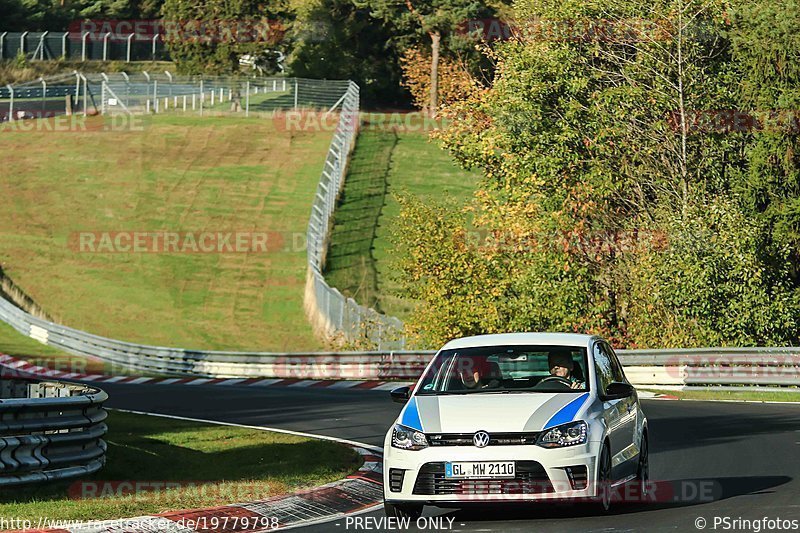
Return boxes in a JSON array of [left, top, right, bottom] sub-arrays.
[[399, 392, 591, 433]]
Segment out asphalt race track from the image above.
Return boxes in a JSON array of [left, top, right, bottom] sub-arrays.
[[101, 383, 800, 532]]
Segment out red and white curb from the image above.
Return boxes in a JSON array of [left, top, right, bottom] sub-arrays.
[[0, 353, 413, 391], [638, 390, 680, 400]]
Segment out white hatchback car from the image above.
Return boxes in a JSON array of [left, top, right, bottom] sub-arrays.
[[383, 333, 648, 518]]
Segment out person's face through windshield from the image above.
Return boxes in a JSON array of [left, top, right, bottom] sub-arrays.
[[458, 357, 484, 388], [549, 353, 573, 378]]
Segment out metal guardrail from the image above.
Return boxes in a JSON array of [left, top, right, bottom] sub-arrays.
[[0, 378, 108, 486], [0, 288, 798, 389], [302, 80, 406, 349]]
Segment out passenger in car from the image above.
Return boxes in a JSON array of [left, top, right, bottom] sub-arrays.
[[458, 358, 502, 390]]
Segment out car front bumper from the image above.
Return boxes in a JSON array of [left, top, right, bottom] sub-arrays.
[[383, 440, 602, 504]]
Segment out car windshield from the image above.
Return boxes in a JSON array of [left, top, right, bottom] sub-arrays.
[[415, 345, 590, 395]]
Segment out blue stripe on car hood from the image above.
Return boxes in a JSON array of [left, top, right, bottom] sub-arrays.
[[401, 397, 424, 431], [543, 392, 590, 429]]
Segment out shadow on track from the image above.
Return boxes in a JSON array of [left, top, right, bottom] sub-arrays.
[[427, 475, 791, 521]]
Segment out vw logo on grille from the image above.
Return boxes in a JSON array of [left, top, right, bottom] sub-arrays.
[[473, 431, 490, 448]]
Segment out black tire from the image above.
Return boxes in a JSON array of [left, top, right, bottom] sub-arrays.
[[592, 444, 612, 513], [384, 500, 423, 520], [636, 435, 650, 502]]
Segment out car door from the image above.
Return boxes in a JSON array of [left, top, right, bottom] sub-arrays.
[[603, 341, 638, 479], [592, 341, 629, 482]]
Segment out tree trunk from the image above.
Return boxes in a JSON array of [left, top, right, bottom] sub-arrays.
[[429, 30, 440, 117]]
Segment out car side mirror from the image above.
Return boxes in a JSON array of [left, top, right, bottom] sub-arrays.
[[604, 382, 635, 401], [390, 386, 411, 404]]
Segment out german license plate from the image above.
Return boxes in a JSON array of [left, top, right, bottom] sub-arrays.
[[445, 461, 515, 479]]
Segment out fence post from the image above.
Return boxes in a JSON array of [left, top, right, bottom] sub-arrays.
[[39, 31, 47, 60], [102, 32, 110, 61], [153, 79, 158, 113], [126, 34, 133, 62], [245, 80, 250, 117], [294, 79, 298, 110], [74, 71, 80, 114], [0, 32, 6, 60], [82, 74, 88, 116], [164, 70, 173, 96], [151, 34, 159, 61], [62, 32, 68, 58], [143, 70, 150, 108], [20, 31, 28, 55], [81, 32, 88, 61], [40, 77, 46, 117], [6, 84, 13, 121], [199, 79, 204, 116], [120, 71, 129, 107]]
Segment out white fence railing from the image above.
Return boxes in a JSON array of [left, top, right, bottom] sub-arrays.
[[0, 31, 168, 62], [302, 81, 406, 349], [1, 73, 351, 121]]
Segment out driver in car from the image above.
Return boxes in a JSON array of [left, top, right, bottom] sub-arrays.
[[548, 352, 584, 389]]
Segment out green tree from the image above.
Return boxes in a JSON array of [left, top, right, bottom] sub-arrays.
[[393, 0, 800, 348], [361, 0, 492, 114], [160, 0, 289, 74], [287, 0, 408, 105]]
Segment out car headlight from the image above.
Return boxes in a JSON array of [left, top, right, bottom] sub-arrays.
[[537, 420, 588, 448], [391, 424, 428, 450]]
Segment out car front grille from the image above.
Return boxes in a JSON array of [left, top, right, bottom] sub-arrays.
[[427, 432, 540, 447], [412, 461, 554, 495]]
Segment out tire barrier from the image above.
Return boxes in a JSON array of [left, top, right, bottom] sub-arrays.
[[0, 378, 108, 486]]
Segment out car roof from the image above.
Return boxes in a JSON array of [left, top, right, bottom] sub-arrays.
[[440, 332, 598, 350]]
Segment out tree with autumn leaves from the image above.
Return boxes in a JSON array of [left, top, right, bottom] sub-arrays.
[[392, 0, 800, 349], [361, 0, 499, 114]]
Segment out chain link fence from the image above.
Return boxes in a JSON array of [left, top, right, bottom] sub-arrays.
[[302, 81, 406, 350], [0, 31, 168, 61], [0, 72, 352, 120], [0, 70, 405, 348]]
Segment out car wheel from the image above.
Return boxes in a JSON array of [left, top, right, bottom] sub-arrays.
[[637, 435, 649, 501], [592, 444, 612, 513], [384, 500, 423, 520]]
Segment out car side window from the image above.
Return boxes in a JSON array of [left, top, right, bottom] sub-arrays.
[[603, 342, 628, 383], [593, 342, 614, 396]]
